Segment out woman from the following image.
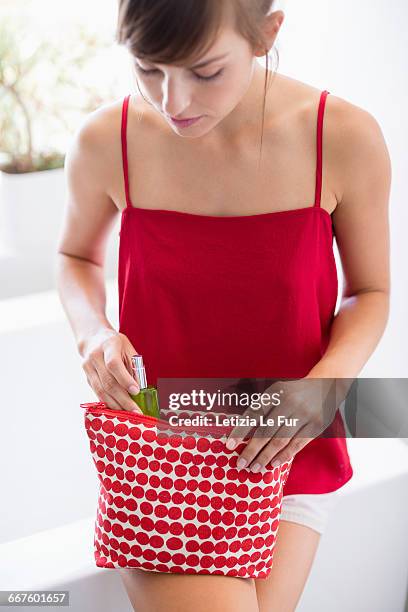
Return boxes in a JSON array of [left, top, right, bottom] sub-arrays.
[[56, 1, 391, 610]]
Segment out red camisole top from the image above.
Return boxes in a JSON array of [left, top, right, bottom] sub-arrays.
[[118, 89, 354, 495]]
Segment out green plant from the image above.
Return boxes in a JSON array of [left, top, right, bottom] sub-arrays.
[[0, 15, 119, 174]]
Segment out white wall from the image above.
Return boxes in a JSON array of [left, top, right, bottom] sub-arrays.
[[274, 0, 408, 376]]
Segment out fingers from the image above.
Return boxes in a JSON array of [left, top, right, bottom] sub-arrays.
[[91, 354, 143, 413], [225, 403, 266, 451], [255, 427, 312, 471], [104, 343, 141, 395], [229, 417, 304, 472], [88, 370, 128, 411], [235, 437, 267, 471], [223, 377, 336, 473], [81, 334, 144, 414]]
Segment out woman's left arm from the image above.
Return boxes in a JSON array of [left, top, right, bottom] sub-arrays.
[[307, 97, 392, 380], [225, 100, 392, 470]]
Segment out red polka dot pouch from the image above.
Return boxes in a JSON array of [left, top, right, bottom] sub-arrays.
[[80, 401, 293, 579]]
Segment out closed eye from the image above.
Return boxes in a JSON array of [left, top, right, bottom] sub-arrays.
[[135, 65, 224, 82]]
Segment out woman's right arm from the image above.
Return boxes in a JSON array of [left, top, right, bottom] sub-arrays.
[[55, 106, 143, 413]]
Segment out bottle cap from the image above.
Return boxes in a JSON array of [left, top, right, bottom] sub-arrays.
[[131, 354, 147, 389]]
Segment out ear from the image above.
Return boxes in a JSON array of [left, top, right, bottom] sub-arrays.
[[254, 10, 285, 57]]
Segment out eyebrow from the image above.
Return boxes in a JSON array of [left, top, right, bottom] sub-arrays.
[[190, 52, 229, 69], [137, 52, 229, 71]]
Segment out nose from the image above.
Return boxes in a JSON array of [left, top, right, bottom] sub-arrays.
[[161, 74, 192, 119]]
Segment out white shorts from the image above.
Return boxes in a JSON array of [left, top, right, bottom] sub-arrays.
[[280, 489, 342, 535]]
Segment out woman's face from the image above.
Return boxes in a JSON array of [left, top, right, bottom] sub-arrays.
[[132, 12, 283, 140]]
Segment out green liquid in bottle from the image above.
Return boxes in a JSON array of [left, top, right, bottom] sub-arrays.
[[129, 384, 160, 419]]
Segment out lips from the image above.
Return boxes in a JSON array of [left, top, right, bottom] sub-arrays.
[[171, 115, 201, 121], [169, 115, 204, 128]]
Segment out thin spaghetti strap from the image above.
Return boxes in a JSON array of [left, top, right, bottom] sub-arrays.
[[314, 90, 330, 208], [121, 94, 132, 209]]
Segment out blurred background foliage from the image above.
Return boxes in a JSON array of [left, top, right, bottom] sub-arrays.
[[0, 1, 130, 173]]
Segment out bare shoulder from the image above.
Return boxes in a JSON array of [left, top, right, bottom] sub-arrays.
[[66, 98, 124, 189], [324, 91, 386, 137], [64, 93, 169, 220], [272, 75, 391, 214], [323, 92, 392, 206], [285, 76, 392, 214], [65, 96, 154, 209]]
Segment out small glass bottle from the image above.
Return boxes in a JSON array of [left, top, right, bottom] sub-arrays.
[[129, 354, 160, 419]]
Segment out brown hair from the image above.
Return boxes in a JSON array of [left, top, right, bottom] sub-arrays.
[[116, 0, 279, 166]]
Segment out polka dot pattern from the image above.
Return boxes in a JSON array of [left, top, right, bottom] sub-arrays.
[[83, 404, 293, 579]]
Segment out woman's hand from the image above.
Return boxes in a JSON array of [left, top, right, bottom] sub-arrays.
[[80, 329, 143, 414], [224, 377, 344, 472]]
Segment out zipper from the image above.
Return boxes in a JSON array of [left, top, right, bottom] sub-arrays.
[[80, 401, 163, 427], [80, 401, 232, 435]]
